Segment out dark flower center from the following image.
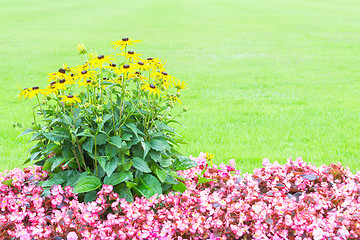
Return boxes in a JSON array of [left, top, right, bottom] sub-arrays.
[[128, 51, 134, 55], [161, 72, 168, 75], [50, 81, 56, 85], [71, 73, 74, 77], [98, 55, 104, 59], [81, 70, 87, 74], [147, 58, 153, 61], [123, 64, 130, 69], [110, 63, 116, 67], [150, 84, 156, 89], [138, 61, 144, 65], [122, 37, 129, 41], [135, 71, 140, 75], [58, 68, 66, 74], [87, 80, 91, 83], [59, 79, 66, 83], [23, 88, 28, 90], [67, 95, 74, 98], [32, 86, 39, 90]]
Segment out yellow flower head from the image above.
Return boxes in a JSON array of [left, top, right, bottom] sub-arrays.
[[18, 87, 31, 99], [74, 69, 97, 83], [172, 79, 188, 92], [59, 94, 81, 104], [88, 55, 115, 69], [110, 38, 141, 51], [117, 51, 142, 63], [114, 63, 136, 76], [141, 82, 161, 97], [136, 61, 149, 71], [147, 57, 166, 71], [44, 82, 60, 96], [169, 95, 182, 104]]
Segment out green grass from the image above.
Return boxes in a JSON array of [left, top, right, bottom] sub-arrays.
[[1, 0, 360, 173]]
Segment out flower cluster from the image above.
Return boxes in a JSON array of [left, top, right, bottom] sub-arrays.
[[1, 154, 360, 239], [17, 39, 192, 201]]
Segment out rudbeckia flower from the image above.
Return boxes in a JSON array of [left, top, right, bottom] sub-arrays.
[[128, 72, 148, 81], [77, 43, 87, 55], [141, 82, 161, 97], [59, 94, 81, 104], [114, 63, 136, 76], [110, 38, 141, 50], [117, 51, 142, 62], [172, 79, 188, 92], [74, 69, 97, 83], [18, 87, 31, 99], [26, 86, 45, 99], [136, 61, 149, 71], [88, 55, 115, 69], [147, 57, 166, 71], [44, 82, 59, 96]]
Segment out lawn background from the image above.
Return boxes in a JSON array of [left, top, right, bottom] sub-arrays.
[[1, 0, 360, 173]]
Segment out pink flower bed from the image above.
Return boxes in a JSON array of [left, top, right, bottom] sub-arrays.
[[1, 154, 360, 240]]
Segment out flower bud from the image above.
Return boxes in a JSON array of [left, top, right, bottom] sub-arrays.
[[96, 116, 103, 123], [183, 107, 188, 112], [77, 43, 87, 55], [176, 92, 181, 97]]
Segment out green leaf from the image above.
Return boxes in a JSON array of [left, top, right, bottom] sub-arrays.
[[83, 137, 94, 153], [123, 160, 133, 171], [141, 174, 162, 196], [173, 157, 198, 171], [42, 177, 66, 187], [126, 181, 137, 189], [156, 121, 175, 133], [115, 184, 133, 202], [73, 175, 102, 193], [18, 128, 34, 137], [97, 156, 108, 172], [51, 156, 65, 171], [84, 191, 97, 203], [43, 127, 70, 142], [149, 150, 161, 162], [105, 143, 119, 156], [132, 157, 151, 173], [164, 175, 179, 184], [104, 156, 119, 177], [66, 172, 82, 187], [133, 185, 154, 199], [155, 169, 166, 183], [95, 133, 108, 145], [125, 122, 139, 139], [159, 157, 172, 168], [1, 179, 13, 186], [104, 172, 129, 186], [141, 141, 151, 158], [197, 177, 217, 185], [109, 136, 124, 148], [167, 170, 189, 181], [122, 133, 132, 141], [172, 182, 187, 193], [149, 138, 171, 152]]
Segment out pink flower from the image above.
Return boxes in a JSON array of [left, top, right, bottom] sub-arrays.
[[67, 231, 78, 240]]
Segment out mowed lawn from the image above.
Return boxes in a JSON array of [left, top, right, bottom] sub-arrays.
[[1, 0, 360, 173]]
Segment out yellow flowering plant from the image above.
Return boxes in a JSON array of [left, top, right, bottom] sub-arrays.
[[19, 39, 195, 202]]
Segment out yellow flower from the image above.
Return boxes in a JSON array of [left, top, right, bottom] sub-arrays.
[[172, 79, 188, 92], [141, 82, 161, 97], [206, 152, 215, 166], [74, 69, 97, 83], [78, 79, 94, 87], [136, 61, 149, 71], [26, 86, 45, 99], [104, 63, 117, 70], [44, 82, 59, 96], [47, 69, 71, 82], [77, 43, 87, 55], [128, 72, 148, 81], [114, 63, 136, 76], [59, 94, 81, 104], [117, 51, 142, 62], [18, 87, 31, 99], [110, 38, 141, 50], [147, 57, 166, 71], [88, 55, 115, 69]]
